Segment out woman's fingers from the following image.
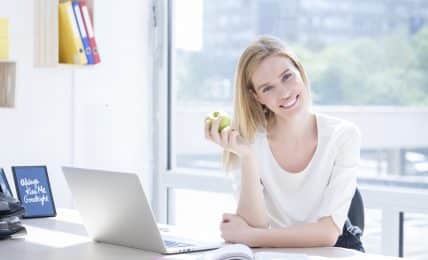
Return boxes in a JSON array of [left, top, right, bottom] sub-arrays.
[[220, 126, 231, 146], [204, 119, 211, 140], [205, 119, 245, 155], [229, 129, 239, 147], [210, 117, 221, 143]]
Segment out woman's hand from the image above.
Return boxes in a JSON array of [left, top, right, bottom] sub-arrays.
[[204, 117, 252, 157], [220, 213, 255, 246]]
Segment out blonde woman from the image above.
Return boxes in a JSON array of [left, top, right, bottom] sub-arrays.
[[204, 36, 364, 251]]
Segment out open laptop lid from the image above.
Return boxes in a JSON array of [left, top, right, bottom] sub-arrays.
[[62, 167, 166, 253]]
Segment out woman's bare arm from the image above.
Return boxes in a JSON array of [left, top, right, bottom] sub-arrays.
[[236, 151, 270, 228], [247, 216, 340, 247], [204, 117, 270, 229]]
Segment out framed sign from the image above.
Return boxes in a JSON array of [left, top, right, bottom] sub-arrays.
[[12, 166, 56, 218], [0, 168, 13, 197]]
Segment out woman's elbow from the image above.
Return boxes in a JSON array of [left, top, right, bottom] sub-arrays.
[[318, 217, 340, 246], [322, 229, 340, 247], [325, 233, 339, 247]]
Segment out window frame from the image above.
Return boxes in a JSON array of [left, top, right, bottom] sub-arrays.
[[152, 1, 428, 256], [152, 0, 237, 224]]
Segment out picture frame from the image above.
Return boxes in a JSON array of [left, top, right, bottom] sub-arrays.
[[12, 166, 56, 218], [0, 168, 13, 197]]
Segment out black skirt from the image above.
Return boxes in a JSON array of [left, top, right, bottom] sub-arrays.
[[334, 219, 365, 252]]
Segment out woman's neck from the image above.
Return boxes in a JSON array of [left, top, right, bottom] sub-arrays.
[[267, 112, 316, 143]]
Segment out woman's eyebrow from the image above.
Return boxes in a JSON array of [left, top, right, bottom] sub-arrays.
[[279, 68, 291, 78], [256, 68, 291, 91]]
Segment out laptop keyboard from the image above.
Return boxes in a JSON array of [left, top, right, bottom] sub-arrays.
[[164, 240, 193, 248]]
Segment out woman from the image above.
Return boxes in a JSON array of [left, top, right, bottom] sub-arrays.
[[204, 36, 364, 251]]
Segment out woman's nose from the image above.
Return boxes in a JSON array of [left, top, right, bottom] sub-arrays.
[[277, 82, 293, 98]]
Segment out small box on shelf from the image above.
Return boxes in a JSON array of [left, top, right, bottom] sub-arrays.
[[34, 0, 96, 67], [0, 61, 16, 108]]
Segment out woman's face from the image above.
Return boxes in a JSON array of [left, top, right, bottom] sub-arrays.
[[250, 55, 310, 119]]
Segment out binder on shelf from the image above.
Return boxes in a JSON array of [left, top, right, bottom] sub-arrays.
[[58, 1, 87, 64], [79, 1, 100, 64], [72, 1, 94, 64], [0, 18, 9, 60]]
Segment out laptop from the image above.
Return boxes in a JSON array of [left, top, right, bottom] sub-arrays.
[[62, 166, 223, 254]]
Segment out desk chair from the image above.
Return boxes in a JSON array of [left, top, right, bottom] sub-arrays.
[[334, 188, 365, 252], [348, 188, 364, 233]]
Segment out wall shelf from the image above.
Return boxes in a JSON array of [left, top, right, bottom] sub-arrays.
[[34, 0, 94, 67], [0, 60, 16, 107]]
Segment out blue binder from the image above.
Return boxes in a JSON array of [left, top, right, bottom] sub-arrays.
[[72, 1, 95, 64]]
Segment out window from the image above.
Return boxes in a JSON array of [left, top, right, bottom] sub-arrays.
[[160, 0, 428, 257], [171, 0, 428, 174]]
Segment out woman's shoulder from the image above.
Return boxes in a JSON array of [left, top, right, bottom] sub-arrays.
[[316, 113, 360, 140]]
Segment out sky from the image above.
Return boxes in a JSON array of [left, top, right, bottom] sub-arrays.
[[174, 0, 203, 52]]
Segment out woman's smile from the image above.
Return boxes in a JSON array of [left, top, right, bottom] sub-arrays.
[[279, 94, 299, 110]]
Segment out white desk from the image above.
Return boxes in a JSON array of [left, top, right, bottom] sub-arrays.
[[2, 209, 399, 260]]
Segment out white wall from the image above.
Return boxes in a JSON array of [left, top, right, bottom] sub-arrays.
[[0, 0, 154, 208]]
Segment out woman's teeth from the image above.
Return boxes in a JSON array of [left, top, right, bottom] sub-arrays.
[[280, 95, 298, 109]]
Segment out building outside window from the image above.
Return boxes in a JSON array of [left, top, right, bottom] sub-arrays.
[[161, 0, 428, 257]]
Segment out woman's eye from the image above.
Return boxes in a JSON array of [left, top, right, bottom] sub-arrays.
[[282, 74, 292, 81], [262, 86, 273, 93]]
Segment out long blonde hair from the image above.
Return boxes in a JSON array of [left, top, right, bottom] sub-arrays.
[[223, 36, 310, 171]]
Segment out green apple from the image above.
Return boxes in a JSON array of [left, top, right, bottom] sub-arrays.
[[205, 111, 231, 132]]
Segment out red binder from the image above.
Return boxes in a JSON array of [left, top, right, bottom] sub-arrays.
[[79, 1, 101, 64]]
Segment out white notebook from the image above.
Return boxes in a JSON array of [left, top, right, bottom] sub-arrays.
[[199, 244, 310, 260]]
